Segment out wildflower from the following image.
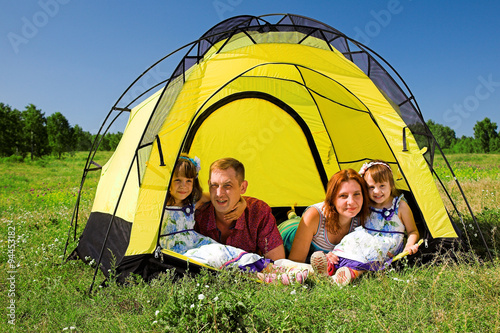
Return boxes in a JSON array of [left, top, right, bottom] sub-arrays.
[[213, 296, 219, 302], [190, 304, 195, 309], [205, 284, 209, 288], [152, 320, 158, 325], [290, 290, 296, 295], [196, 283, 200, 287], [392, 277, 409, 283], [198, 294, 205, 300], [155, 310, 160, 316]]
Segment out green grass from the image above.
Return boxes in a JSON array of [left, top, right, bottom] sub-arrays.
[[1, 152, 499, 332]]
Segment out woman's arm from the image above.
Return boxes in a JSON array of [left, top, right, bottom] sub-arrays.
[[288, 208, 320, 263], [399, 200, 420, 255]]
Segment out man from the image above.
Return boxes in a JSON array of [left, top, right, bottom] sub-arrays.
[[194, 157, 285, 261]]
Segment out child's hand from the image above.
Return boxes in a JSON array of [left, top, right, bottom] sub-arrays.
[[403, 243, 420, 255], [326, 252, 339, 265], [224, 196, 247, 222]]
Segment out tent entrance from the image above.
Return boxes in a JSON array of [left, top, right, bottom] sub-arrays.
[[183, 93, 328, 208]]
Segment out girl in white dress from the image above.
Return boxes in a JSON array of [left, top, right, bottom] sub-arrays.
[[312, 160, 420, 286], [159, 155, 267, 272]]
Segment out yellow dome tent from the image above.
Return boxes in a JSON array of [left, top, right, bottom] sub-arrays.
[[65, 14, 488, 290]]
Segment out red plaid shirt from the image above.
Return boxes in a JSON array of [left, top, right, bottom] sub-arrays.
[[194, 196, 283, 256]]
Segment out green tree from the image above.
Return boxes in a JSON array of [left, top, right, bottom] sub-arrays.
[[451, 136, 477, 153], [107, 132, 123, 150], [473, 117, 498, 153], [21, 104, 48, 160], [426, 119, 456, 149], [72, 125, 93, 151], [95, 133, 110, 151], [490, 136, 500, 153], [0, 103, 24, 156], [47, 112, 72, 158]]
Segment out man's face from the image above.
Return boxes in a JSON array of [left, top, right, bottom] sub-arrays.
[[209, 167, 247, 216]]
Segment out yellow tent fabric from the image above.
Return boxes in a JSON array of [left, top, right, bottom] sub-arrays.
[[118, 33, 457, 256]]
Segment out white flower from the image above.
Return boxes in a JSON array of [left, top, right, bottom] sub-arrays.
[[196, 283, 200, 287], [152, 320, 158, 325], [155, 310, 160, 316], [205, 285, 209, 288], [213, 296, 219, 302], [198, 294, 205, 300], [190, 304, 195, 308], [392, 277, 409, 283], [290, 290, 296, 295]]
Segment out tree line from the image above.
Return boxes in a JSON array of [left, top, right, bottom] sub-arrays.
[[0, 103, 122, 159], [426, 117, 500, 153], [1, 102, 499, 160]]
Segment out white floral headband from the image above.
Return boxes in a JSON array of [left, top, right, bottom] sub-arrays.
[[179, 156, 201, 175], [358, 161, 392, 176]]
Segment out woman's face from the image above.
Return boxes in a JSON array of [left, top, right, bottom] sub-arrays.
[[334, 179, 364, 221]]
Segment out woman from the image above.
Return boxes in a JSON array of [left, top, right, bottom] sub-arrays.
[[286, 169, 370, 264]]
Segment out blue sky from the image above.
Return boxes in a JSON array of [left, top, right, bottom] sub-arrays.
[[1, 0, 499, 137]]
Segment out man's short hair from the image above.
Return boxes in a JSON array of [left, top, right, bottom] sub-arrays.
[[209, 158, 245, 184]]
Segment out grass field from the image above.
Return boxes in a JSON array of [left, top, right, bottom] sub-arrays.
[[1, 152, 499, 332]]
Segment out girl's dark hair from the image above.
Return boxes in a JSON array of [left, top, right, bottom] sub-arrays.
[[323, 169, 370, 234], [166, 155, 202, 206]]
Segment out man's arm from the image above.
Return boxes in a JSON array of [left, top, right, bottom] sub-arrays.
[[251, 198, 285, 260], [264, 244, 285, 261]]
